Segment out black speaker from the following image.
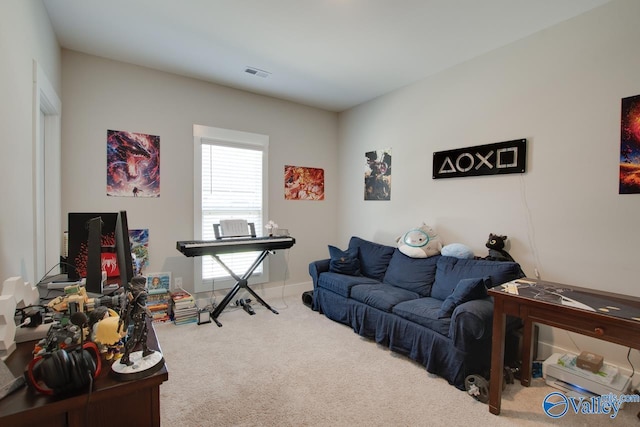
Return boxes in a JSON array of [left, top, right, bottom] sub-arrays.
[[25, 342, 102, 396], [301, 291, 313, 308]]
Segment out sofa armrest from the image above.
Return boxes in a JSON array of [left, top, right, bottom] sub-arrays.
[[448, 297, 494, 352], [309, 259, 330, 289]]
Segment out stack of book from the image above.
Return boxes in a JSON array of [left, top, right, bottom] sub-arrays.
[[147, 287, 171, 323], [170, 290, 198, 325]]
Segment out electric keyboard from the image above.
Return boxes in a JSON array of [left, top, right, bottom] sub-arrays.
[[176, 236, 295, 257]]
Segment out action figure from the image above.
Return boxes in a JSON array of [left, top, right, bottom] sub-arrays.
[[117, 276, 153, 366]]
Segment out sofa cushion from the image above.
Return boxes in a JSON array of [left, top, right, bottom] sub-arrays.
[[350, 283, 419, 312], [383, 250, 439, 297], [349, 236, 395, 281], [391, 297, 451, 336], [328, 245, 361, 276], [317, 272, 380, 298], [437, 277, 490, 319], [431, 256, 523, 301]]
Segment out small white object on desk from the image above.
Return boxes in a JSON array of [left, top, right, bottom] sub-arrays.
[[111, 350, 164, 381], [1, 277, 39, 308], [0, 295, 17, 361]]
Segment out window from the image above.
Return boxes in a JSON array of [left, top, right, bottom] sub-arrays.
[[193, 125, 269, 292]]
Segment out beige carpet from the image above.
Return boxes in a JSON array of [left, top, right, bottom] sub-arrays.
[[155, 295, 639, 426]]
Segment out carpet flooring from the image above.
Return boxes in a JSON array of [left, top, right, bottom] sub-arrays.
[[155, 295, 639, 426]]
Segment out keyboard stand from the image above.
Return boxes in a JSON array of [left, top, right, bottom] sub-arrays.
[[209, 250, 278, 327]]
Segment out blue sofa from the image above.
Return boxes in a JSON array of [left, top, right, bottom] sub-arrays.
[[309, 236, 524, 390]]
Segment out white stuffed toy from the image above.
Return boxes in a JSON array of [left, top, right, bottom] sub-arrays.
[[397, 223, 443, 258]]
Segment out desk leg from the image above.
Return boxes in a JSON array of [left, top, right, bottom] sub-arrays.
[[489, 298, 506, 415], [520, 318, 534, 387]]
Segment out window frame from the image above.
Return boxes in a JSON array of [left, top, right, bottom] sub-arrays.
[[193, 124, 269, 293]]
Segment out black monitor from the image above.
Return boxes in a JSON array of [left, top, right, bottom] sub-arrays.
[[115, 210, 134, 289], [68, 212, 133, 295], [67, 212, 118, 281]]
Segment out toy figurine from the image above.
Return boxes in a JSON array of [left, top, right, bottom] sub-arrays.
[[117, 276, 153, 366], [484, 233, 515, 262], [90, 307, 126, 359]]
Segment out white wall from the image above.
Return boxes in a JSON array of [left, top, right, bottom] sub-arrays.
[[338, 0, 640, 376], [0, 0, 60, 285], [60, 51, 339, 297]]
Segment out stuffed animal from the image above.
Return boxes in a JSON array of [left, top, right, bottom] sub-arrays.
[[484, 233, 515, 262], [441, 243, 474, 259], [397, 223, 442, 258]]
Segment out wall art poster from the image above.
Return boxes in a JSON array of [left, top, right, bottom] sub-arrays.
[[284, 165, 325, 200], [130, 229, 149, 276], [365, 148, 392, 200], [107, 129, 160, 197], [620, 94, 640, 194]]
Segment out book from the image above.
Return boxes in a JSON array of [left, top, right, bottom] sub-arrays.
[[171, 290, 194, 301], [170, 290, 198, 325]]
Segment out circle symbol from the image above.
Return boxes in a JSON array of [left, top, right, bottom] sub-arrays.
[[542, 392, 569, 418], [403, 229, 429, 247]]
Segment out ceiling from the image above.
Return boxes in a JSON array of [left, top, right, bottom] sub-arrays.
[[42, 0, 611, 112]]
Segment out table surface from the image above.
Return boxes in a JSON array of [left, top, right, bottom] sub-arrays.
[[491, 278, 640, 320], [0, 320, 168, 423]]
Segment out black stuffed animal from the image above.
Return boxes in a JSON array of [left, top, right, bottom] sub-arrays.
[[484, 233, 516, 262]]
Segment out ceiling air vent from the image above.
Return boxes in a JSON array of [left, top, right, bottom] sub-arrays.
[[244, 67, 271, 78]]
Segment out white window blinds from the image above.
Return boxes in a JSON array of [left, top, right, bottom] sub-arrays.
[[193, 125, 269, 292], [201, 142, 264, 282]]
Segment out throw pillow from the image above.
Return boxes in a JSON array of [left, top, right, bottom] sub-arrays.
[[441, 243, 474, 259], [348, 236, 395, 280], [328, 245, 361, 276], [437, 277, 490, 318]]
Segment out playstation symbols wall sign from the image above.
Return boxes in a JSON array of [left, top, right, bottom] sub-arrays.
[[433, 139, 526, 179]]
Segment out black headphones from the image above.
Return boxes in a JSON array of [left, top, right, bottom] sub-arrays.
[[25, 312, 102, 396], [25, 341, 102, 396]]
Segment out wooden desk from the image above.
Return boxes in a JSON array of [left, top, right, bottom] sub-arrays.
[[0, 322, 168, 427], [488, 279, 640, 415]]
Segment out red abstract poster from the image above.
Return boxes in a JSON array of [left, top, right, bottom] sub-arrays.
[[107, 129, 160, 197], [284, 165, 325, 200], [620, 94, 640, 194]]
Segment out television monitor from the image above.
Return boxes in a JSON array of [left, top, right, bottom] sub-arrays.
[[67, 212, 118, 281], [115, 210, 134, 289]]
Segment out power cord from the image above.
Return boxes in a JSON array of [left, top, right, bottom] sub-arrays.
[[270, 248, 291, 311], [84, 373, 93, 427], [519, 175, 542, 279], [626, 347, 636, 382], [36, 261, 77, 288], [566, 331, 582, 354], [14, 305, 51, 327]]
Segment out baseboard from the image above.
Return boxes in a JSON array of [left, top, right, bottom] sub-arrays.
[[248, 280, 313, 300], [194, 281, 312, 309]]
